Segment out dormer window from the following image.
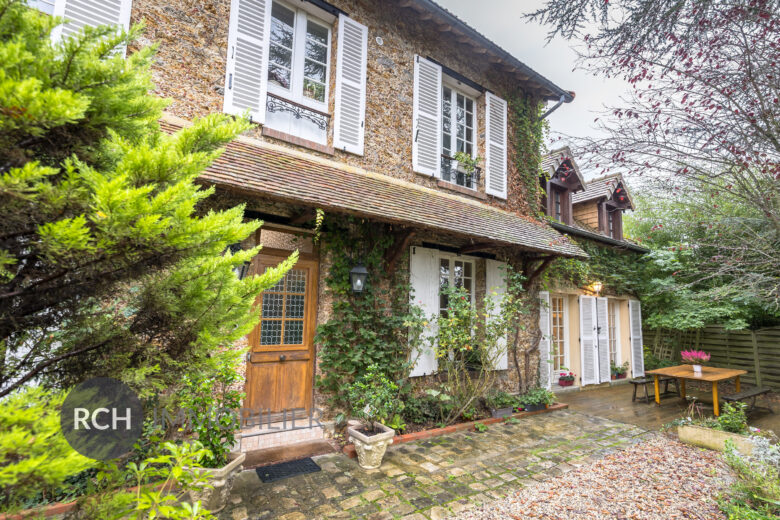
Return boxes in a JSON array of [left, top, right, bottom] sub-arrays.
[[599, 203, 624, 240], [553, 189, 562, 221]]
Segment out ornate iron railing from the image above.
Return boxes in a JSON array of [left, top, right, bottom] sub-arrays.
[[266, 93, 330, 131], [440, 154, 481, 190]]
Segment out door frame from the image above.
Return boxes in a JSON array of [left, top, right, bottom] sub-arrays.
[[244, 240, 319, 418]]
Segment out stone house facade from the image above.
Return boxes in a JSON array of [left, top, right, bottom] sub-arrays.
[[43, 0, 595, 450]]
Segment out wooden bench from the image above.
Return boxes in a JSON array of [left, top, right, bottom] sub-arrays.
[[631, 376, 679, 403], [722, 387, 774, 413]]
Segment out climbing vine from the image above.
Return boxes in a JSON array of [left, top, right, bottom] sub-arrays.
[[315, 218, 425, 409], [507, 91, 548, 217]]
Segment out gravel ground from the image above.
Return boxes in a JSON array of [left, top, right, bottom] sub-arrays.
[[452, 436, 732, 520]]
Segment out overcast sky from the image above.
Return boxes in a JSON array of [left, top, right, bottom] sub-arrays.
[[436, 0, 628, 146]]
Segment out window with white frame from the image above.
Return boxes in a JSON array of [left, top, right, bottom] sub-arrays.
[[608, 299, 619, 364], [550, 295, 566, 371], [438, 257, 474, 316], [264, 1, 331, 144], [441, 84, 476, 189]]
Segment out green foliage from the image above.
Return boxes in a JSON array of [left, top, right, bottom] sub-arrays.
[[518, 387, 556, 407], [179, 352, 244, 468], [386, 414, 406, 433], [0, 386, 95, 511], [643, 346, 675, 371], [401, 393, 441, 426], [71, 441, 214, 519], [720, 439, 780, 519], [484, 390, 519, 410], [473, 422, 488, 433], [507, 92, 547, 213], [315, 219, 426, 408], [717, 402, 749, 434], [346, 364, 401, 430], [610, 361, 629, 376], [0, 0, 297, 397]]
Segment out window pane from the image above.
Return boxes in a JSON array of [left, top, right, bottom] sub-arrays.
[[303, 79, 325, 102], [304, 60, 326, 83], [463, 277, 472, 294], [306, 20, 328, 46], [262, 293, 284, 318], [286, 270, 307, 293], [270, 3, 295, 48], [269, 45, 293, 68], [285, 294, 305, 318], [260, 320, 282, 345], [283, 320, 304, 344], [305, 39, 327, 64], [442, 133, 451, 154], [466, 98, 473, 113], [268, 63, 291, 89], [464, 262, 472, 278]]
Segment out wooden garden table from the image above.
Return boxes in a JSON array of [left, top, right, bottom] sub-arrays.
[[646, 365, 747, 416]]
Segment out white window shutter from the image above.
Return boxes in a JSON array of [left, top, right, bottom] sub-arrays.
[[52, 0, 132, 54], [223, 0, 272, 123], [409, 246, 438, 377], [596, 296, 610, 383], [538, 291, 551, 389], [412, 55, 441, 176], [333, 14, 368, 155], [486, 259, 508, 371], [485, 91, 508, 199], [579, 295, 599, 385], [629, 300, 644, 377]]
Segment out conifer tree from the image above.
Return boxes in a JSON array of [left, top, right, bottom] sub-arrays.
[[0, 0, 296, 397]]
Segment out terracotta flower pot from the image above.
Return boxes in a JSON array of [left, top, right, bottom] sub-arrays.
[[558, 379, 574, 387]]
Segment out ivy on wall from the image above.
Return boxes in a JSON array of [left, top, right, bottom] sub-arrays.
[[507, 91, 548, 216], [315, 218, 423, 408]]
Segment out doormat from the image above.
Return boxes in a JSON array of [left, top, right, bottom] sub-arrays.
[[256, 457, 321, 483]]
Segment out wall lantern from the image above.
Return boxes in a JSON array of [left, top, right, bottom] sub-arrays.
[[590, 281, 603, 296], [228, 243, 252, 280], [349, 263, 369, 294]]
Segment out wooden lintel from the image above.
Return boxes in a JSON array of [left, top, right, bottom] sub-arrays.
[[459, 242, 494, 254], [385, 229, 416, 274], [289, 209, 316, 226]]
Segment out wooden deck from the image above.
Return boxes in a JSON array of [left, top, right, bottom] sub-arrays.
[[557, 382, 779, 434]]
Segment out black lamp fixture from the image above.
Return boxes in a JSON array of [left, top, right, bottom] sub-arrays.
[[228, 243, 252, 280], [349, 263, 369, 294]]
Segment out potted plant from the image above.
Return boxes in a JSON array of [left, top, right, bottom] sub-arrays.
[[671, 401, 760, 456], [681, 349, 711, 375], [485, 390, 519, 417], [519, 387, 556, 412], [346, 365, 400, 470], [180, 355, 246, 513], [557, 368, 575, 387], [452, 151, 482, 185], [610, 361, 628, 380]]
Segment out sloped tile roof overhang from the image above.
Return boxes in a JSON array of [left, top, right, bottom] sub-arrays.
[[550, 221, 649, 254], [162, 119, 586, 258]]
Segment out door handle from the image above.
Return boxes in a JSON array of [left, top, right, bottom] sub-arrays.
[[279, 354, 286, 361]]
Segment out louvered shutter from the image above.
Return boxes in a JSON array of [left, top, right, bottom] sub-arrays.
[[629, 300, 645, 377], [223, 0, 272, 123], [485, 91, 508, 199], [52, 0, 131, 53], [333, 14, 367, 155], [596, 296, 610, 383], [409, 246, 438, 377], [538, 291, 551, 389], [486, 259, 508, 371], [412, 55, 441, 176], [580, 295, 599, 385]]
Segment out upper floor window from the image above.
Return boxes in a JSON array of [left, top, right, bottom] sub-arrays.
[[441, 85, 477, 189], [268, 2, 330, 107]]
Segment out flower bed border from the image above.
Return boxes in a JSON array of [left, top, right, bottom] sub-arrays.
[[342, 402, 569, 458]]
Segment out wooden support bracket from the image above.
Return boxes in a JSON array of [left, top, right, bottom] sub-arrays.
[[289, 209, 316, 226], [385, 229, 416, 274], [523, 255, 555, 288]]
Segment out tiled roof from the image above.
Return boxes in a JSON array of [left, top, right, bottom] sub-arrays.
[[161, 119, 585, 258], [572, 173, 635, 209], [541, 147, 585, 190]]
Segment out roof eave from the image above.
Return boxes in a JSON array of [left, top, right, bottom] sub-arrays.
[[550, 222, 650, 254]]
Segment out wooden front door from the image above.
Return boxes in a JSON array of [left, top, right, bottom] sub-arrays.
[[244, 253, 318, 415]]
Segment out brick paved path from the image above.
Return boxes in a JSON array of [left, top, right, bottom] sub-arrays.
[[221, 410, 653, 520]]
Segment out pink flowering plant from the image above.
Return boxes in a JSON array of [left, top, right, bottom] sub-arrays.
[[680, 349, 711, 365]]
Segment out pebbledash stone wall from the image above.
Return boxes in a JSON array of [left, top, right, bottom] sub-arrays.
[[129, 0, 541, 216]]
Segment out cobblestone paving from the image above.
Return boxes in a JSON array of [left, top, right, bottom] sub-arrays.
[[221, 410, 654, 520]]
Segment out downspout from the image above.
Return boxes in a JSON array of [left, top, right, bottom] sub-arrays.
[[539, 94, 567, 121]]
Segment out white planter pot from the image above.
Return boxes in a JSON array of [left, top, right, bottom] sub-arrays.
[[186, 452, 246, 513], [348, 422, 395, 470], [693, 364, 702, 375]]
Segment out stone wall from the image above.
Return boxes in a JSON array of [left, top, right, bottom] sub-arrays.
[[129, 0, 541, 216]]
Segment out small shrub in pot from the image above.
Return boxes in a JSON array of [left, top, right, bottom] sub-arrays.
[[485, 390, 519, 417], [519, 387, 556, 412], [346, 365, 401, 469]]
